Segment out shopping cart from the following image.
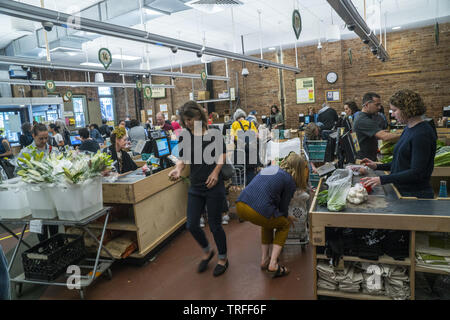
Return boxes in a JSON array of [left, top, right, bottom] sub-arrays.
[[226, 149, 246, 220]]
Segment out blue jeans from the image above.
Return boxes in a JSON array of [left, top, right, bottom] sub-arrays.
[[186, 182, 227, 260], [0, 244, 10, 300]]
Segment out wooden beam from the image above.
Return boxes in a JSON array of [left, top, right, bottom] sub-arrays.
[[368, 69, 421, 77]]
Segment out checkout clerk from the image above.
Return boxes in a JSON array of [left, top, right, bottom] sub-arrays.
[[361, 90, 437, 199], [103, 127, 138, 174]]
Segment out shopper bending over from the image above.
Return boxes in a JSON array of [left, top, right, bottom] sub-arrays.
[[78, 127, 100, 154], [236, 152, 309, 278], [103, 127, 137, 174], [168, 101, 229, 277], [360, 90, 437, 199]]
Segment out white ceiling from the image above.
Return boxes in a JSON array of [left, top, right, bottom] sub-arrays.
[[1, 0, 450, 71]]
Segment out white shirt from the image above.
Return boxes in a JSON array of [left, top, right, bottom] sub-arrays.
[[53, 133, 64, 145]]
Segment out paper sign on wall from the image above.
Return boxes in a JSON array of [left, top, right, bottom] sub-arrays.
[[160, 104, 168, 112], [147, 109, 153, 116], [296, 77, 315, 104]]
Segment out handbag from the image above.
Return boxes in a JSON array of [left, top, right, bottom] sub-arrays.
[[0, 158, 16, 179]]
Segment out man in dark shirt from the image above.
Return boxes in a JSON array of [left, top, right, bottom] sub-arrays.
[[156, 112, 173, 132], [353, 92, 400, 161], [78, 127, 100, 153], [99, 119, 111, 138]]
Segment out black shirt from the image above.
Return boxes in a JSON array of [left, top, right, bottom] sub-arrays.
[[353, 112, 380, 161], [179, 128, 226, 191], [103, 145, 138, 174], [318, 107, 338, 131], [99, 124, 111, 138], [79, 139, 100, 153], [377, 121, 437, 195], [19, 132, 33, 149]]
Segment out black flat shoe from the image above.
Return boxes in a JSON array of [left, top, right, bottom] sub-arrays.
[[213, 260, 229, 277], [197, 251, 215, 273]]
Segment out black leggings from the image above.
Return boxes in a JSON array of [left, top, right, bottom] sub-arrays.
[[186, 183, 227, 260]]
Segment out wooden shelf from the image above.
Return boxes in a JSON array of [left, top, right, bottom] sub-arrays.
[[89, 219, 138, 232], [317, 289, 393, 300], [317, 254, 411, 266], [415, 266, 450, 275]]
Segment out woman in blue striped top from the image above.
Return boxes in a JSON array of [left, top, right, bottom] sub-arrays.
[[236, 152, 309, 278]]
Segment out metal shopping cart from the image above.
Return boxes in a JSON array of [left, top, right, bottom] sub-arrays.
[[226, 149, 246, 220]]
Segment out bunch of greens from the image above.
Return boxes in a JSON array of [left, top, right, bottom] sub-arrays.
[[317, 190, 328, 207], [380, 141, 395, 156], [381, 155, 393, 164], [434, 146, 450, 167], [16, 148, 59, 184]]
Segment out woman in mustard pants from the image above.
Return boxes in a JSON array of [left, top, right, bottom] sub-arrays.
[[236, 152, 309, 278]]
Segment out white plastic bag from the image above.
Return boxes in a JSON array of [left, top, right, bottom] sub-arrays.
[[325, 169, 353, 212], [0, 178, 31, 219], [288, 190, 310, 240], [265, 137, 301, 164]]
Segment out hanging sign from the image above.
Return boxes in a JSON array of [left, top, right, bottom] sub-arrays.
[[435, 22, 439, 46], [98, 48, 112, 70], [143, 86, 152, 100], [65, 90, 73, 102], [45, 80, 56, 93], [200, 69, 207, 87], [63, 94, 70, 102], [292, 10, 302, 40], [348, 48, 353, 65], [136, 80, 143, 91]]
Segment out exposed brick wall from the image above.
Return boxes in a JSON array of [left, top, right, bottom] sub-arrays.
[[20, 23, 449, 130]]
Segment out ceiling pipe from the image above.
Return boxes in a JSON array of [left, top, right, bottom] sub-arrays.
[[0, 78, 175, 89], [0, 55, 229, 81], [0, 0, 301, 73]]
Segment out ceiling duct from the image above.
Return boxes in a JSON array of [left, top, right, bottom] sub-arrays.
[[326, 0, 389, 62], [0, 0, 300, 73]]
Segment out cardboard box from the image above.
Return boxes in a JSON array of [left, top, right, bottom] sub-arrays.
[[197, 91, 210, 101], [12, 85, 31, 97]]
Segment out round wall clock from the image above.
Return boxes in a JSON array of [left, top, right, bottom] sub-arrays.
[[326, 71, 338, 84]]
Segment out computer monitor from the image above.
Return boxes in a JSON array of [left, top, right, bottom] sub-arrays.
[[70, 135, 82, 146], [299, 114, 305, 124], [153, 137, 171, 158], [304, 115, 311, 124], [443, 106, 450, 117], [340, 131, 360, 164]]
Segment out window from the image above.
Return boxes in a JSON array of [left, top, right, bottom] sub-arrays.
[[72, 97, 86, 128], [98, 87, 115, 122], [0, 111, 21, 144]]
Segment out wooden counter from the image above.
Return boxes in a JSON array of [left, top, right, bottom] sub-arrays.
[[97, 166, 189, 259], [309, 171, 450, 300]]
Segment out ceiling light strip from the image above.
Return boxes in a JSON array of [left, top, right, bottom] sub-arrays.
[[0, 0, 300, 73]]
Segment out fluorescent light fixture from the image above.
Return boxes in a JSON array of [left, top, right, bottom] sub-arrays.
[[49, 46, 83, 53], [112, 54, 141, 61], [392, 26, 401, 30], [144, 8, 164, 16], [185, 1, 225, 14], [268, 47, 276, 51], [67, 52, 79, 56], [80, 62, 103, 67]]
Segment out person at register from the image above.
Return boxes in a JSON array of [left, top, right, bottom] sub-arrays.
[[360, 89, 437, 199], [103, 127, 137, 174], [156, 112, 173, 132]]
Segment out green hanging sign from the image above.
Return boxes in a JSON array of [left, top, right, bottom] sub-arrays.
[[136, 80, 143, 91], [45, 80, 56, 93], [98, 48, 112, 70], [200, 69, 207, 87], [435, 22, 439, 46], [143, 86, 152, 100], [292, 10, 302, 40], [348, 48, 353, 65], [65, 90, 73, 101]]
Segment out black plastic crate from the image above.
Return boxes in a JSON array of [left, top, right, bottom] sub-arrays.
[[22, 233, 86, 282]]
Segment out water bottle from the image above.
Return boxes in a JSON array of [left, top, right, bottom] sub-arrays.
[[439, 180, 448, 198]]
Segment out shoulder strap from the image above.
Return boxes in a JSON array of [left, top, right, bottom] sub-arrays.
[[238, 121, 247, 132]]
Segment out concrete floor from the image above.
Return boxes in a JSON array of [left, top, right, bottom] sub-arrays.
[[2, 218, 315, 300]]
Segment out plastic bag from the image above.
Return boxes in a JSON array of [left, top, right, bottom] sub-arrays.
[[287, 190, 310, 240], [325, 169, 352, 212]]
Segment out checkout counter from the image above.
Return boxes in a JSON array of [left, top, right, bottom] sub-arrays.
[[309, 169, 450, 300]]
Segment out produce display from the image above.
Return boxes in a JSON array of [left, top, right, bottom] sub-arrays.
[[347, 183, 369, 205]]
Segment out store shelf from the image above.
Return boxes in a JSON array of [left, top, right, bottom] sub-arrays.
[[415, 266, 450, 275], [89, 218, 138, 232], [316, 254, 411, 266], [317, 289, 393, 300], [196, 98, 230, 104]]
